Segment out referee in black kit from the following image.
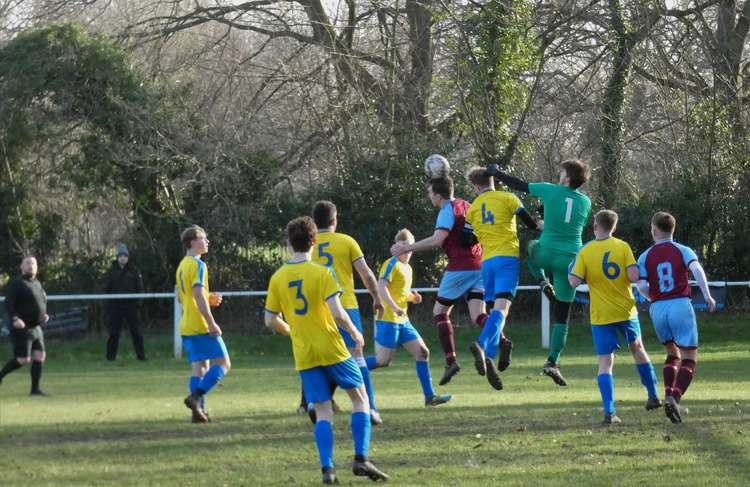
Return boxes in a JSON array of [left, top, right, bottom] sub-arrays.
[[0, 256, 49, 395]]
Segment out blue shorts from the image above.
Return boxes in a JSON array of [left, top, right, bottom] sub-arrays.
[[337, 308, 363, 348], [482, 256, 520, 300], [649, 298, 698, 348], [299, 358, 363, 404], [591, 319, 642, 355], [182, 334, 229, 363], [375, 320, 421, 349], [438, 270, 484, 301]]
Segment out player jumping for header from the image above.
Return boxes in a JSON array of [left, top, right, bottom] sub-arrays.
[[487, 159, 592, 386]]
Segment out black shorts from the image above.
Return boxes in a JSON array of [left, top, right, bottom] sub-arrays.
[[10, 326, 45, 358]]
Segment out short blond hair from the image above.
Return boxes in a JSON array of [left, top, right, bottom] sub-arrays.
[[394, 228, 415, 244], [181, 225, 207, 249]]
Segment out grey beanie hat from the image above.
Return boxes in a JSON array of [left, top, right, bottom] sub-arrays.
[[116, 244, 129, 256]]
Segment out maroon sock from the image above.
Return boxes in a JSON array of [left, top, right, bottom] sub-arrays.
[[673, 359, 696, 402], [434, 313, 457, 365], [663, 355, 680, 397], [475, 313, 488, 328]]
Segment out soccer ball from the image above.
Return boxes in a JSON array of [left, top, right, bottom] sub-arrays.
[[424, 154, 450, 179]]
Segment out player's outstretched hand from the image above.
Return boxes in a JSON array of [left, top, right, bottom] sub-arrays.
[[411, 291, 422, 304], [208, 322, 222, 336], [209, 292, 223, 307], [12, 318, 25, 329], [43, 314, 49, 323], [706, 296, 717, 313], [486, 163, 501, 177], [538, 220, 544, 231], [390, 243, 408, 256]]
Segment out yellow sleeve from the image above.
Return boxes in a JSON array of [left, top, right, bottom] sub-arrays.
[[508, 193, 523, 214], [379, 258, 398, 282], [623, 242, 637, 267], [265, 274, 281, 314], [570, 249, 587, 280], [348, 236, 364, 262], [323, 267, 342, 301]]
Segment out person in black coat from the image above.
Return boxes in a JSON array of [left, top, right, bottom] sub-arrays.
[[105, 244, 146, 361], [0, 256, 49, 395]]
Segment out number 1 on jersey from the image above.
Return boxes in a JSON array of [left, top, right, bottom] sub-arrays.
[[564, 197, 573, 223]]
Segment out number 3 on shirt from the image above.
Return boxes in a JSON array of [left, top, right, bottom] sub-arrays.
[[602, 251, 621, 280], [288, 280, 308, 315], [318, 242, 334, 267]]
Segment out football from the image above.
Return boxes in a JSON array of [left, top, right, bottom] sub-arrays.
[[424, 154, 450, 179]]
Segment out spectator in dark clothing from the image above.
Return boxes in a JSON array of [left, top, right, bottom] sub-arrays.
[[105, 244, 147, 361], [0, 256, 49, 395]]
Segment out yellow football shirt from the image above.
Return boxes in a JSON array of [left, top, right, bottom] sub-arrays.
[[176, 255, 210, 336], [466, 189, 523, 259], [313, 231, 365, 310], [569, 237, 638, 325], [265, 260, 351, 371], [378, 257, 412, 324]]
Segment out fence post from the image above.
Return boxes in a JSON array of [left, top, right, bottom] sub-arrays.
[[173, 289, 181, 359], [541, 292, 550, 349]]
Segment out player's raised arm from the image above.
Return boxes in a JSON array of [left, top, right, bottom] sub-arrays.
[[486, 163, 530, 193], [688, 261, 716, 312], [326, 293, 364, 350], [391, 229, 448, 256]]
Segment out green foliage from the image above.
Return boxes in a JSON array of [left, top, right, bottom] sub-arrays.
[[455, 0, 538, 161]]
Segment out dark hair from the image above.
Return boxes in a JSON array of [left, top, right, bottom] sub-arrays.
[[181, 225, 207, 249], [312, 201, 337, 229], [594, 210, 618, 232], [652, 211, 676, 234], [561, 159, 591, 189], [427, 176, 454, 200], [466, 166, 491, 187], [286, 216, 317, 252]]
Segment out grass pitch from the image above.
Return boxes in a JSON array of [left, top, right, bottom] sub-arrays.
[[1, 315, 748, 486]]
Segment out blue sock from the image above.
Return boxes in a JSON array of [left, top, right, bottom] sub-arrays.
[[360, 366, 377, 410], [415, 360, 436, 400], [636, 362, 659, 399], [485, 312, 505, 360], [365, 356, 377, 370], [197, 364, 225, 395], [478, 310, 503, 356], [314, 419, 334, 468], [351, 411, 371, 458], [597, 373, 615, 415], [189, 376, 205, 409]]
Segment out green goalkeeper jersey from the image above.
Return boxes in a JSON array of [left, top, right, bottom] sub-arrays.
[[528, 182, 591, 254]]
